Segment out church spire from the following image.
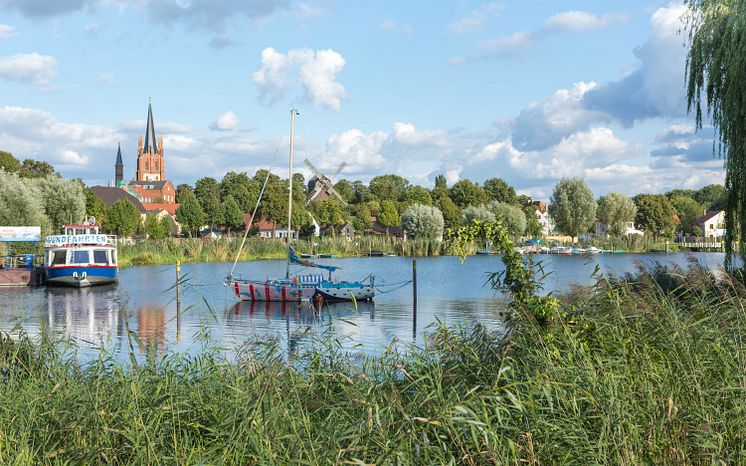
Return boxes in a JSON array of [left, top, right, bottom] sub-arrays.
[[115, 143, 124, 186], [143, 100, 157, 153], [115, 143, 123, 166]]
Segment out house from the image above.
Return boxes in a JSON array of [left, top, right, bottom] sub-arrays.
[[523, 201, 554, 236], [90, 186, 148, 221], [323, 221, 354, 237], [693, 210, 725, 238], [364, 216, 405, 238], [594, 221, 644, 239], [254, 219, 297, 240]]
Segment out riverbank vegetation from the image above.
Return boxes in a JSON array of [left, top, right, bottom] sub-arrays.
[[1, 259, 744, 463]]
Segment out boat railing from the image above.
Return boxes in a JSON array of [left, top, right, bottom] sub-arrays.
[[0, 254, 43, 269], [43, 234, 118, 248]]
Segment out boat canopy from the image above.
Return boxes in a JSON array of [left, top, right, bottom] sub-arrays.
[[289, 248, 339, 272]]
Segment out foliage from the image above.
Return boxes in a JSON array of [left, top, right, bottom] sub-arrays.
[[107, 199, 141, 237], [449, 179, 487, 208], [220, 171, 259, 213], [483, 177, 517, 205], [35, 177, 86, 232], [377, 199, 400, 228], [487, 201, 526, 238], [671, 195, 704, 235], [433, 194, 460, 230], [222, 195, 244, 231], [333, 179, 355, 203], [314, 198, 347, 232], [634, 194, 676, 240], [685, 2, 745, 266], [194, 177, 223, 226], [84, 187, 107, 226], [143, 214, 170, 240], [523, 205, 543, 237], [597, 192, 637, 237], [18, 159, 56, 178], [460, 205, 495, 225], [0, 170, 49, 232], [0, 151, 20, 173], [402, 186, 432, 207], [693, 183, 726, 211], [175, 184, 193, 204], [369, 174, 410, 201], [351, 204, 372, 232], [548, 178, 596, 241], [175, 191, 205, 237], [400, 203, 444, 240]]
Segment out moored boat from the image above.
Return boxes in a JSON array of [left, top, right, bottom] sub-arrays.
[[44, 221, 118, 287]]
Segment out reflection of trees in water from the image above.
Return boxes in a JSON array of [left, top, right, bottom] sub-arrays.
[[45, 286, 121, 346], [137, 306, 166, 351]]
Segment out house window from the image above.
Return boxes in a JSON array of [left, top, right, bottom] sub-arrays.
[[710, 224, 714, 229], [145, 160, 149, 170]]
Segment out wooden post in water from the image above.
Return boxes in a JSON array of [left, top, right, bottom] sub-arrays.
[[412, 259, 417, 338], [176, 260, 181, 343]]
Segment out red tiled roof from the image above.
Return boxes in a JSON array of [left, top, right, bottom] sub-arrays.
[[143, 202, 178, 215], [255, 219, 277, 230]]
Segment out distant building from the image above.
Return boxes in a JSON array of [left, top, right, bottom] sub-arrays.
[[90, 186, 148, 221], [114, 143, 124, 187], [523, 201, 554, 236], [594, 221, 644, 239], [364, 216, 405, 238], [136, 102, 165, 182], [693, 210, 725, 238], [254, 219, 297, 240]]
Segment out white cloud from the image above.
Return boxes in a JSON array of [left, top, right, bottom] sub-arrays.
[[60, 150, 89, 166], [0, 24, 16, 38], [393, 122, 447, 146], [252, 47, 347, 111], [0, 52, 57, 85], [447, 2, 502, 34], [210, 111, 238, 131], [380, 19, 395, 30], [543, 11, 628, 33], [324, 129, 387, 173], [482, 32, 536, 56]]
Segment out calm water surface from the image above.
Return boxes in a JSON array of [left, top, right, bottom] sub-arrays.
[[0, 253, 727, 360]]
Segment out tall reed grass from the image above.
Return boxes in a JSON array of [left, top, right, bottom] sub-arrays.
[[1, 261, 745, 463]]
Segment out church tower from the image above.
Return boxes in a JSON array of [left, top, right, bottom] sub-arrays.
[[136, 101, 165, 181], [114, 143, 124, 187]]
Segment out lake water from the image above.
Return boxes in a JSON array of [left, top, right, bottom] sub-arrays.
[[0, 253, 728, 360]]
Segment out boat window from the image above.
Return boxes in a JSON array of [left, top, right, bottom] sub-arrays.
[[50, 250, 67, 265], [76, 228, 85, 235], [93, 250, 108, 264], [111, 250, 117, 265], [72, 250, 89, 264], [65, 228, 74, 235]]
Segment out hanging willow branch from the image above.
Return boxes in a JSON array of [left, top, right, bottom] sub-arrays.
[[449, 220, 559, 324], [685, 0, 746, 269]]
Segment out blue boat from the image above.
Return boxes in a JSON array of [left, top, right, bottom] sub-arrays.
[[43, 221, 118, 287]]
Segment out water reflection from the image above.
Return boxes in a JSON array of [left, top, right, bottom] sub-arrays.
[[45, 286, 121, 346], [137, 305, 166, 350]]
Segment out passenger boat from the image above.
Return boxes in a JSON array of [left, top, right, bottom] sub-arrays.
[[226, 110, 375, 303], [44, 220, 118, 287]]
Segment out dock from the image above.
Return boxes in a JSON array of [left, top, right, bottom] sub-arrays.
[[0, 267, 46, 287]]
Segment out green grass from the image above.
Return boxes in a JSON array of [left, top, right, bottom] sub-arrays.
[[1, 262, 745, 463]]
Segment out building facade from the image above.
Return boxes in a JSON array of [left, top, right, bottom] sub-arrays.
[[135, 102, 165, 182]]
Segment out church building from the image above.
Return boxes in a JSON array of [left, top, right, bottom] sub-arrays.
[[115, 101, 178, 215]]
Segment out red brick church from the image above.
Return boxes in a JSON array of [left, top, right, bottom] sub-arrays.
[[116, 102, 178, 215]]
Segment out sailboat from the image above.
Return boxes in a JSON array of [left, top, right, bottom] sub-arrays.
[[226, 110, 375, 303]]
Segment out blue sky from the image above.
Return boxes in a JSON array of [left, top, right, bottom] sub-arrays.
[[0, 0, 725, 199]]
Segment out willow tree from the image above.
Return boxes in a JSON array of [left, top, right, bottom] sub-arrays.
[[686, 0, 746, 268]]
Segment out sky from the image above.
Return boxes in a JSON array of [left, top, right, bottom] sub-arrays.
[[0, 0, 726, 200]]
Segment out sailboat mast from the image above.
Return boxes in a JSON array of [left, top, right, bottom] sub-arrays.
[[286, 109, 298, 279]]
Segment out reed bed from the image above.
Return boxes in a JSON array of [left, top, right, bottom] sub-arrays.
[[1, 262, 745, 464], [118, 236, 449, 266]]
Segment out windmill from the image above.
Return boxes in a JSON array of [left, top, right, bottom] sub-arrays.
[[304, 159, 348, 206]]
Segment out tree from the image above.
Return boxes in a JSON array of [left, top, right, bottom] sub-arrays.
[[352, 204, 372, 232], [483, 178, 517, 205], [144, 214, 169, 240], [333, 179, 355, 203], [0, 151, 20, 173], [159, 216, 175, 238], [523, 205, 543, 238], [378, 200, 400, 232], [176, 191, 205, 237], [222, 195, 244, 234], [84, 187, 107, 226], [449, 179, 488, 208], [19, 159, 55, 178], [487, 201, 526, 238], [693, 184, 726, 211], [369, 174, 410, 202], [107, 199, 141, 237], [685, 3, 745, 264], [314, 198, 346, 235], [597, 192, 637, 237], [0, 170, 49, 231], [434, 195, 460, 230], [634, 194, 676, 241], [434, 174, 448, 191], [176, 184, 193, 204], [403, 185, 433, 207], [220, 171, 259, 212], [461, 205, 495, 225], [548, 178, 596, 242], [671, 195, 704, 235], [36, 177, 86, 232], [401, 204, 444, 240], [194, 177, 223, 226], [352, 180, 373, 203]]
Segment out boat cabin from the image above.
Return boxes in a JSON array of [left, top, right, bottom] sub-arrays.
[[43, 222, 118, 268]]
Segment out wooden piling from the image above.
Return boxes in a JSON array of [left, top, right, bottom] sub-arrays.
[[412, 259, 417, 338], [176, 260, 181, 342]]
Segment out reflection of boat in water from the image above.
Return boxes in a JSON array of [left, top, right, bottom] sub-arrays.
[[45, 285, 121, 344], [228, 299, 375, 323]]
